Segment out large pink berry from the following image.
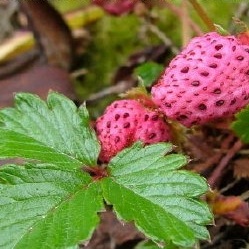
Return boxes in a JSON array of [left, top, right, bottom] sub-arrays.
[[151, 32, 249, 127], [95, 99, 171, 162]]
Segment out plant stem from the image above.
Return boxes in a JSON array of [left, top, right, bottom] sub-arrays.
[[164, 0, 203, 36], [188, 0, 216, 31], [181, 0, 191, 46], [208, 139, 242, 189]]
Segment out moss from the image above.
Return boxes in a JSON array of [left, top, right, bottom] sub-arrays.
[[72, 1, 242, 117], [50, 0, 90, 13], [76, 14, 142, 99]]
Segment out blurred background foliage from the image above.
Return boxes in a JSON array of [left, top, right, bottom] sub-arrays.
[[0, 2, 249, 248], [0, 0, 248, 117], [51, 0, 242, 98]]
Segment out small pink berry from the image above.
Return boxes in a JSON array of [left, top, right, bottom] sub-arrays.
[[95, 99, 171, 162], [151, 32, 249, 127]]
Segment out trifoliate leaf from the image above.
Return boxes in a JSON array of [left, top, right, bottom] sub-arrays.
[[101, 142, 212, 248], [0, 163, 103, 249], [231, 106, 249, 143], [0, 92, 100, 168], [134, 62, 163, 87]]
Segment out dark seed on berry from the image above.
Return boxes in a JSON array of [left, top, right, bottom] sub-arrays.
[[237, 56, 244, 60], [209, 63, 217, 68], [107, 121, 111, 128], [164, 102, 172, 108], [149, 133, 156, 139], [216, 100, 224, 106], [181, 67, 189, 73], [191, 81, 200, 86], [198, 104, 207, 110], [151, 115, 159, 121], [123, 122, 130, 128], [115, 114, 120, 121], [214, 53, 222, 59], [200, 71, 209, 77], [213, 88, 221, 94], [115, 136, 120, 143], [123, 113, 129, 118], [178, 115, 188, 120], [244, 95, 249, 100], [230, 99, 236, 105], [215, 44, 223, 50], [144, 114, 149, 121]]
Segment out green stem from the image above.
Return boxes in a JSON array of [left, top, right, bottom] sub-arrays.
[[181, 0, 191, 46], [188, 0, 216, 31]]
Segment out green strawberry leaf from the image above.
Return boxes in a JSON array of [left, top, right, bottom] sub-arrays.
[[0, 92, 100, 169], [135, 240, 187, 249], [101, 142, 212, 248], [231, 106, 249, 143], [0, 163, 104, 249], [0, 92, 212, 248], [134, 62, 163, 87], [135, 240, 165, 249]]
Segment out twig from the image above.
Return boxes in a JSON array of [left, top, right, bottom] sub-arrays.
[[235, 149, 249, 155], [148, 23, 179, 54], [164, 0, 203, 36], [241, 190, 249, 201], [201, 231, 225, 249], [188, 0, 216, 31], [234, 2, 249, 19], [194, 153, 222, 174], [192, 133, 234, 174], [181, 0, 191, 47], [208, 139, 243, 189], [230, 2, 249, 33], [86, 81, 133, 103], [219, 178, 240, 194]]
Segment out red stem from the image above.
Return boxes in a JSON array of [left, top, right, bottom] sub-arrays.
[[208, 139, 243, 189]]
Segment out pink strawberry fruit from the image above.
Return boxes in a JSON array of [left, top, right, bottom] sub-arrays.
[[95, 99, 171, 162], [151, 32, 249, 127]]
